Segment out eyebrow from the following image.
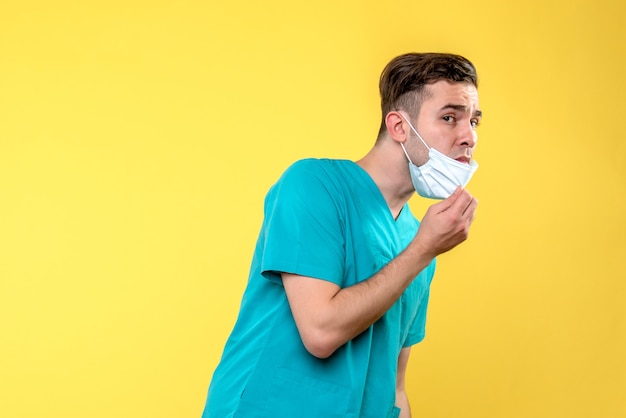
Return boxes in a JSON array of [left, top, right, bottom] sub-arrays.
[[440, 104, 483, 118]]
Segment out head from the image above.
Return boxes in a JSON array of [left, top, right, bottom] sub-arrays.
[[377, 52, 478, 141]]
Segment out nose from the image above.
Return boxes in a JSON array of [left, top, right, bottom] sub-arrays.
[[458, 121, 477, 149]]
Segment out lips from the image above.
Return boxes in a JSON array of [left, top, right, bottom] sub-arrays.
[[455, 156, 471, 164]]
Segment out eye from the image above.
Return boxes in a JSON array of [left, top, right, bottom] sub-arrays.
[[442, 115, 456, 123], [470, 119, 480, 129]]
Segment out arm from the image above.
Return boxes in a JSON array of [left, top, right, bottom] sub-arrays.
[[282, 187, 477, 358], [396, 347, 412, 418]]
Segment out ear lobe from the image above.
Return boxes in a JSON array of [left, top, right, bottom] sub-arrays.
[[385, 111, 409, 144]]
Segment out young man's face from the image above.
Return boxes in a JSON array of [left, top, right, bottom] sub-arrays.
[[410, 80, 481, 166]]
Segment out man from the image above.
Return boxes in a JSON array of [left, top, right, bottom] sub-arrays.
[[202, 52, 481, 418]]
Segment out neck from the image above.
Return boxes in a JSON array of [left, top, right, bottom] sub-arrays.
[[355, 142, 415, 219]]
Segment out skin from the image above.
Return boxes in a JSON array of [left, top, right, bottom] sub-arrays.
[[282, 80, 480, 417], [396, 347, 412, 418], [402, 80, 481, 169]]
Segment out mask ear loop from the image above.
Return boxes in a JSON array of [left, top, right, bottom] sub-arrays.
[[400, 142, 414, 165], [399, 113, 431, 150]]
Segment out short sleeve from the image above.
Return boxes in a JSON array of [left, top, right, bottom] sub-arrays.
[[403, 259, 436, 347], [260, 159, 346, 286]]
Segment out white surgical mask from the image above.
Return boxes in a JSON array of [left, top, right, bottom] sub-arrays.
[[399, 114, 478, 200]]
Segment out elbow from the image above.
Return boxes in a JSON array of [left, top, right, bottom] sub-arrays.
[[305, 343, 335, 360], [299, 328, 341, 359]]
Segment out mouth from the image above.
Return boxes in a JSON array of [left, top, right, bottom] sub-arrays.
[[455, 156, 471, 164]]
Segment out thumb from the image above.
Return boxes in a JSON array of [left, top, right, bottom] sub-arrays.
[[435, 187, 463, 213]]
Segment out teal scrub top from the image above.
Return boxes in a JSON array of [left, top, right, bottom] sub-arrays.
[[203, 159, 435, 418]]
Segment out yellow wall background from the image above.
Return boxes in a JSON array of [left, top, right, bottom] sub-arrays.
[[1, 0, 624, 417]]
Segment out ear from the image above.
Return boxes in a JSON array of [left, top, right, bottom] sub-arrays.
[[384, 111, 410, 144]]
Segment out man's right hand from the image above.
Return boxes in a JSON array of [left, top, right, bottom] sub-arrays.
[[413, 187, 478, 258]]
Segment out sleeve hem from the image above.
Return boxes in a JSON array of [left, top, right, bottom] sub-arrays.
[[261, 261, 343, 287], [402, 333, 425, 347]]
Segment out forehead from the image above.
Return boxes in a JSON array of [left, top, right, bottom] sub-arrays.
[[422, 80, 479, 110]]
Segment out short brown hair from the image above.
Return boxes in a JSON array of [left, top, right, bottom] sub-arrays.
[[377, 52, 478, 138]]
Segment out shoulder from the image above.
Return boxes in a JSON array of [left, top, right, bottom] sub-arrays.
[[273, 158, 353, 193], [282, 158, 344, 178], [263, 159, 354, 221]]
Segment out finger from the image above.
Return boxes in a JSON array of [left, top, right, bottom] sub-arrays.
[[434, 187, 463, 213], [448, 188, 474, 215], [462, 197, 478, 221]]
